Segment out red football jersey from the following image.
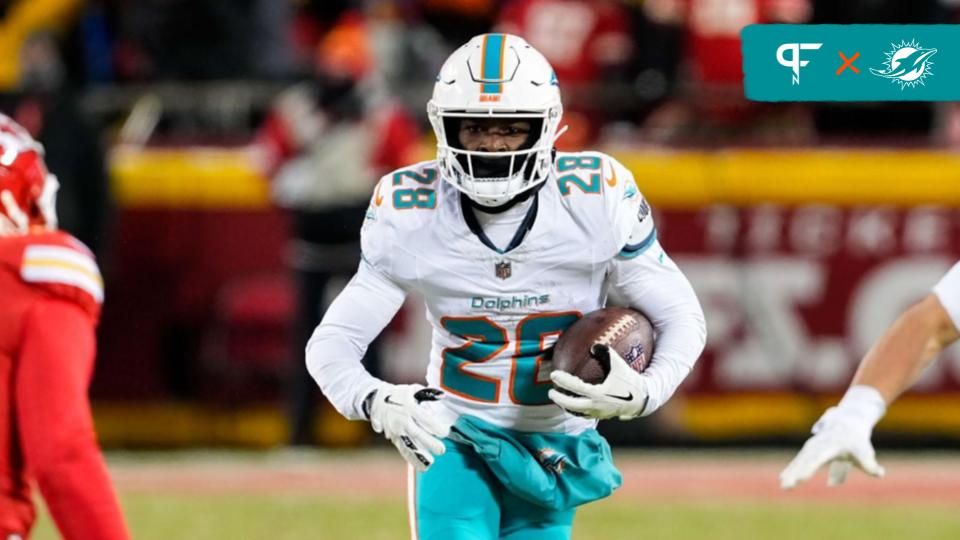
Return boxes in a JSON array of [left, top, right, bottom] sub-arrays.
[[0, 231, 128, 539]]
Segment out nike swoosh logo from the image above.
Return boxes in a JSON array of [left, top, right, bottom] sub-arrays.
[[374, 182, 384, 206], [605, 391, 633, 401], [384, 395, 403, 406], [605, 161, 617, 187]]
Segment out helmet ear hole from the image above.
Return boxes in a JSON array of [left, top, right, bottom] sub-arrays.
[[442, 117, 464, 149], [518, 118, 543, 151]]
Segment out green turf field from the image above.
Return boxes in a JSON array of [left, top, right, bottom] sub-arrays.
[[33, 494, 960, 540], [29, 450, 960, 539]]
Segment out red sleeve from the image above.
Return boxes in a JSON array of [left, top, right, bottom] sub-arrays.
[[14, 300, 129, 540]]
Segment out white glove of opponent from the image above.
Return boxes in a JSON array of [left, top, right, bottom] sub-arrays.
[[780, 385, 887, 489], [548, 344, 651, 420], [364, 384, 450, 472]]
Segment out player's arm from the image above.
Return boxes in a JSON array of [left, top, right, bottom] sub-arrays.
[[852, 294, 960, 403], [550, 235, 707, 420], [550, 158, 706, 420], [608, 239, 707, 414], [780, 262, 960, 489], [305, 259, 406, 420], [15, 299, 129, 540], [306, 258, 449, 471]]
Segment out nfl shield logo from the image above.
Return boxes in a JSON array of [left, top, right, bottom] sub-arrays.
[[495, 260, 512, 280]]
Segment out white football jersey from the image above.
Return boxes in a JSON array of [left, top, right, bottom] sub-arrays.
[[361, 151, 654, 433]]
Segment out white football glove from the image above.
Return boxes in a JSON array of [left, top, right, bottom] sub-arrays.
[[780, 386, 887, 490], [365, 384, 450, 472], [548, 344, 651, 420]]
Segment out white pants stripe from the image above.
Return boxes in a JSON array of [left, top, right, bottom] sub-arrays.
[[407, 464, 418, 540]]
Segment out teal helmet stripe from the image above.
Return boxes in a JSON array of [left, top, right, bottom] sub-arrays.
[[481, 33, 505, 94]]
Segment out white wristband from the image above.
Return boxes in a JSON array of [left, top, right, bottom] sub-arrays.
[[837, 385, 887, 430]]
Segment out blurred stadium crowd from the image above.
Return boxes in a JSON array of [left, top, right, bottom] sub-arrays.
[[7, 0, 960, 147], [3, 0, 960, 448]]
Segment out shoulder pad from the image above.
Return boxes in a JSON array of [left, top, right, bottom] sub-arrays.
[[599, 154, 656, 259], [553, 151, 654, 258], [361, 161, 442, 281], [19, 232, 103, 315], [372, 160, 441, 212]]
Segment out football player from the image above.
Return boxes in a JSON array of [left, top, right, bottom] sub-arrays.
[[781, 263, 960, 489], [307, 34, 706, 539], [0, 114, 129, 539]]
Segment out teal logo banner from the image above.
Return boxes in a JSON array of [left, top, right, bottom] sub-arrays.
[[742, 25, 958, 101]]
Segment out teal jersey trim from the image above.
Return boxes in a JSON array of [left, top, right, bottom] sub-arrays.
[[619, 227, 657, 259]]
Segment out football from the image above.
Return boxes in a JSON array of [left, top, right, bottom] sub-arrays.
[[551, 307, 655, 384]]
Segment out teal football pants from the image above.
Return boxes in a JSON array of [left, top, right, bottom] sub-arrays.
[[412, 439, 576, 540]]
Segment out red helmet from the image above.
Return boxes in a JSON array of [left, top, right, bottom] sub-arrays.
[[0, 113, 58, 233]]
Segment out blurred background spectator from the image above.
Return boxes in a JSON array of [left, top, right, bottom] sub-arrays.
[[639, 0, 816, 145], [6, 0, 958, 449], [496, 0, 634, 148], [256, 6, 423, 446]]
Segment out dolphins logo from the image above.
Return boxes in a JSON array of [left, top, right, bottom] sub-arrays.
[[870, 39, 937, 89]]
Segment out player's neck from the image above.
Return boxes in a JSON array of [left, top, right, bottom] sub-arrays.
[[464, 193, 538, 253]]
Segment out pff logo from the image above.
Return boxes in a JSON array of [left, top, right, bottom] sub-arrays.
[[870, 39, 937, 89], [777, 42, 823, 85]]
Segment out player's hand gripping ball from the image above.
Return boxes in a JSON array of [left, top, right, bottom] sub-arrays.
[[552, 307, 654, 382], [549, 307, 655, 420]]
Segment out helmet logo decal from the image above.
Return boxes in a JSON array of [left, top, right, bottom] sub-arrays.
[[480, 33, 506, 94]]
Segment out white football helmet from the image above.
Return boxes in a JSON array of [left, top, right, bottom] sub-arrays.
[[427, 34, 564, 207]]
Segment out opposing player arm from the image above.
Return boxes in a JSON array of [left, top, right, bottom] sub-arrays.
[[851, 263, 960, 403], [15, 299, 129, 540], [780, 261, 960, 489]]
